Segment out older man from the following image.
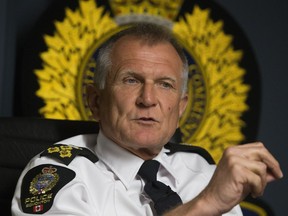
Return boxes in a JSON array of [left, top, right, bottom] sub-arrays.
[[12, 23, 282, 216]]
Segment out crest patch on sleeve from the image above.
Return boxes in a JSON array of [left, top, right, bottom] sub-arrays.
[[20, 164, 75, 214]]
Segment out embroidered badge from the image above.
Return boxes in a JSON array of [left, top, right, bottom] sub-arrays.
[[29, 166, 59, 195], [21, 164, 75, 214]]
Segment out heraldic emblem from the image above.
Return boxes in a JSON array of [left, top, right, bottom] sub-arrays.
[[21, 164, 76, 214], [29, 166, 59, 195], [34, 0, 256, 163]]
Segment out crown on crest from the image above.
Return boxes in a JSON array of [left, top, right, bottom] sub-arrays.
[[42, 166, 57, 174], [109, 0, 184, 25]]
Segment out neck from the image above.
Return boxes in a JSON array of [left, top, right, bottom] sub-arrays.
[[124, 146, 162, 160]]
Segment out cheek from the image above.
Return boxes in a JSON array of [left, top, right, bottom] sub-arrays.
[[164, 99, 182, 120], [165, 97, 180, 112], [164, 105, 177, 120], [105, 92, 133, 118]]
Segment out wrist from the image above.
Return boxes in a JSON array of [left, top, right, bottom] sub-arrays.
[[164, 192, 222, 216], [188, 192, 222, 216]]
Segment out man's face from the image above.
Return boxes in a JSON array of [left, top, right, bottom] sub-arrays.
[[91, 36, 188, 159]]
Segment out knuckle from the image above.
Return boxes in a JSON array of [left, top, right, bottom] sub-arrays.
[[224, 146, 236, 157], [228, 160, 242, 173], [255, 141, 264, 147], [258, 163, 268, 176], [259, 162, 267, 170]]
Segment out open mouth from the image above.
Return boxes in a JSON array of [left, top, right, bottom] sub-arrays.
[[136, 117, 159, 124], [139, 117, 155, 121]]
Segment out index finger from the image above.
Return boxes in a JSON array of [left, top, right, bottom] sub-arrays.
[[237, 142, 283, 180]]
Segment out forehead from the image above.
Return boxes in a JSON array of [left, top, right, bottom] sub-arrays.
[[110, 35, 183, 70]]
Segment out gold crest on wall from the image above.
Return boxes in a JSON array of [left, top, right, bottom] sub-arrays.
[[33, 0, 258, 163]]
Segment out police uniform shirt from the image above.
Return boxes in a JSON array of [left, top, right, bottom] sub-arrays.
[[12, 131, 243, 216]]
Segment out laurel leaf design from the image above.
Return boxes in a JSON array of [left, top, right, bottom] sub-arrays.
[[35, 0, 117, 119], [174, 6, 250, 162], [35, 1, 251, 162]]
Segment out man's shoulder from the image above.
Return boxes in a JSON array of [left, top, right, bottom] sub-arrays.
[[55, 133, 98, 149], [22, 133, 99, 174], [17, 136, 100, 214]]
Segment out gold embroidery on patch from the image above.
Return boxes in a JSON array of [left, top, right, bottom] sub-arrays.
[[29, 166, 59, 195]]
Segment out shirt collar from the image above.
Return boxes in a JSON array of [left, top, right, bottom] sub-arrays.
[[155, 148, 179, 186], [95, 130, 144, 189], [95, 130, 178, 189]]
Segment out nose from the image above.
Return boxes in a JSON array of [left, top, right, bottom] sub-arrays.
[[136, 83, 157, 107]]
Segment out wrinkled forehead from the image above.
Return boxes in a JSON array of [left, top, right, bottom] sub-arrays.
[[106, 37, 183, 83], [112, 36, 182, 66], [112, 35, 172, 50], [111, 35, 181, 60]]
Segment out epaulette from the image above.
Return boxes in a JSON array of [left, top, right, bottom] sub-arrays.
[[40, 144, 98, 166], [164, 142, 215, 164]]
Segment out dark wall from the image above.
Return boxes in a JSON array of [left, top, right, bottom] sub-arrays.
[[214, 1, 288, 215], [0, 0, 16, 116], [0, 0, 287, 215]]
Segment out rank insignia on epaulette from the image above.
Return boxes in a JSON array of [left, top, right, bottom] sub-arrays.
[[40, 144, 98, 165], [46, 145, 81, 158], [21, 164, 75, 214]]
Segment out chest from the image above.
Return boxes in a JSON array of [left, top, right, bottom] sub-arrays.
[[74, 160, 212, 216]]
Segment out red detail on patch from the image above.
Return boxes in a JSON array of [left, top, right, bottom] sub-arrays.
[[33, 204, 43, 212]]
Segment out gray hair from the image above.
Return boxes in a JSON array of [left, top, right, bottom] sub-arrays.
[[94, 22, 189, 95]]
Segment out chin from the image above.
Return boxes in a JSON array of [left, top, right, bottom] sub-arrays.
[[133, 135, 167, 148], [126, 127, 172, 147]]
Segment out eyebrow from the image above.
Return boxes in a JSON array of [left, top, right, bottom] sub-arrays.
[[157, 76, 177, 83], [122, 70, 177, 82], [116, 69, 179, 89]]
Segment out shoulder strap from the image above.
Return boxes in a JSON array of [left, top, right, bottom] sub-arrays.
[[164, 142, 215, 164], [40, 144, 98, 166]]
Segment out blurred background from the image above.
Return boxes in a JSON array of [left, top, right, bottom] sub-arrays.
[[0, 0, 287, 215]]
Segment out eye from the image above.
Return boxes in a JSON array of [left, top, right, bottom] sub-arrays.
[[159, 81, 174, 89], [123, 77, 139, 84]]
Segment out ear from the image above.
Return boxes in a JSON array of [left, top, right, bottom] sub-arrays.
[[86, 84, 101, 121], [176, 93, 188, 128]]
